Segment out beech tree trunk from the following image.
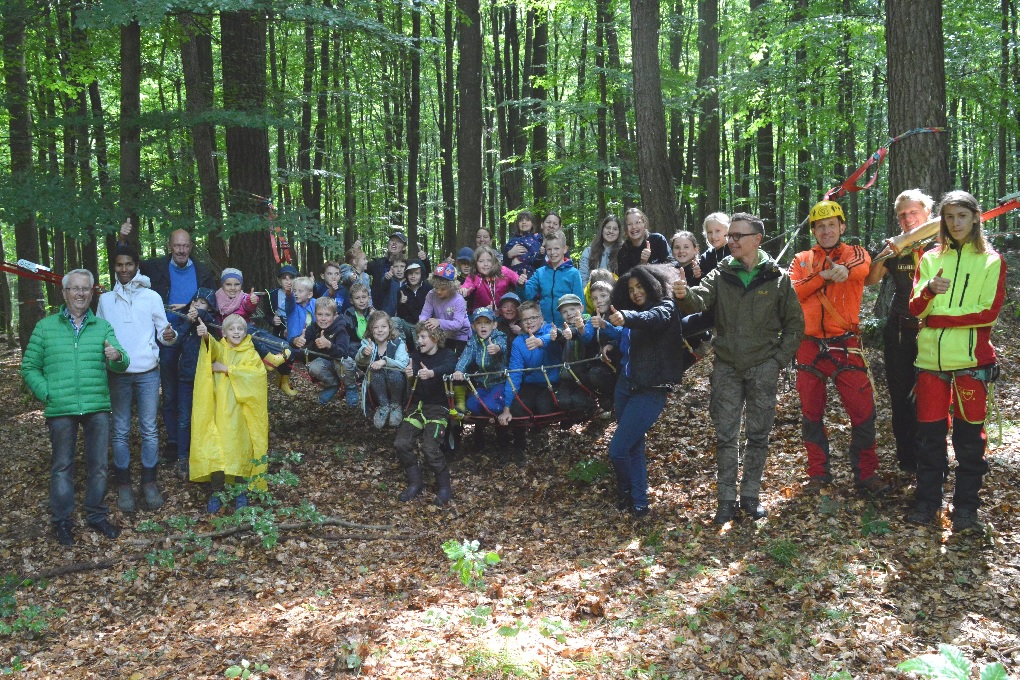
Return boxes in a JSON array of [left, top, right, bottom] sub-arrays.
[[456, 0, 483, 245], [120, 20, 142, 251], [695, 0, 721, 218], [407, 0, 422, 252], [531, 11, 549, 205]]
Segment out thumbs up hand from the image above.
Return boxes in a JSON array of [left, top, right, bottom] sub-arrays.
[[417, 361, 434, 380], [591, 313, 607, 330], [315, 329, 331, 349], [162, 324, 176, 343], [549, 325, 559, 342], [692, 260, 702, 279], [928, 267, 950, 295], [249, 288, 260, 302], [607, 305, 625, 327], [196, 317, 208, 337], [400, 291, 408, 304], [119, 218, 133, 240], [562, 323, 573, 341], [103, 339, 121, 361], [640, 240, 652, 263], [404, 362, 414, 378], [486, 337, 500, 355], [673, 268, 688, 300], [517, 271, 528, 286], [525, 331, 543, 350]]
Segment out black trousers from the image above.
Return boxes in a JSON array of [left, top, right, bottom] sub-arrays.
[[882, 317, 918, 468]]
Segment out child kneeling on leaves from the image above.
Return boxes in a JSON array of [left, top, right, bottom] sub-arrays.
[[356, 310, 410, 429], [293, 297, 350, 405], [395, 322, 458, 505]]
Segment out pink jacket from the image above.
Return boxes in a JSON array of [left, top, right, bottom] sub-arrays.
[[461, 267, 521, 312]]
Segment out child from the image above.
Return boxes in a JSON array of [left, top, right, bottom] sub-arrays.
[[356, 310, 410, 429], [670, 231, 703, 285], [379, 257, 407, 317], [340, 245, 371, 292], [192, 313, 269, 513], [523, 230, 584, 328], [550, 294, 597, 419], [341, 282, 374, 407], [420, 262, 470, 354], [497, 301, 557, 465], [268, 264, 298, 339], [583, 268, 617, 316], [285, 276, 317, 343], [697, 212, 731, 277], [497, 292, 523, 338], [579, 214, 622, 284], [314, 261, 351, 314], [395, 323, 458, 505], [215, 268, 261, 323], [460, 246, 524, 313], [298, 297, 351, 405], [455, 247, 475, 285], [502, 211, 544, 276], [583, 280, 623, 412], [396, 261, 430, 347], [451, 306, 508, 416]]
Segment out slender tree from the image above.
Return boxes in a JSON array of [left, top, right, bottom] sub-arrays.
[[456, 0, 483, 245], [695, 0, 721, 217]]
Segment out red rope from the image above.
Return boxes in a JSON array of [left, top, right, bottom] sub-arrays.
[[823, 127, 946, 201]]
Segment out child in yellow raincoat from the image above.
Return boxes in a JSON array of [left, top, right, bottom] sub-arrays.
[[192, 313, 269, 513]]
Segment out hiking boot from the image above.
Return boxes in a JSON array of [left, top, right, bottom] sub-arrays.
[[630, 506, 650, 519], [951, 508, 983, 534], [175, 459, 190, 481], [54, 521, 74, 546], [713, 500, 739, 525], [388, 406, 403, 428], [740, 496, 767, 520], [114, 467, 136, 514], [87, 518, 121, 539], [345, 386, 360, 408], [398, 465, 424, 502], [141, 466, 164, 511], [803, 476, 832, 495], [373, 405, 390, 430], [434, 468, 453, 506], [855, 475, 890, 499], [319, 385, 339, 405], [906, 502, 939, 526]]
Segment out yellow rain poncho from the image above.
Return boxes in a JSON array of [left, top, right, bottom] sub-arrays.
[[190, 334, 269, 489]]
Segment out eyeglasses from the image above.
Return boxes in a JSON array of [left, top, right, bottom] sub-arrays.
[[726, 232, 760, 242], [520, 316, 543, 324], [63, 287, 92, 295]]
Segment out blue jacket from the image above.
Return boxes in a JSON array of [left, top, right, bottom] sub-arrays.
[[502, 232, 544, 275], [455, 329, 508, 388], [503, 323, 556, 406], [285, 296, 317, 342], [313, 282, 351, 315], [523, 260, 584, 327], [171, 308, 218, 381]]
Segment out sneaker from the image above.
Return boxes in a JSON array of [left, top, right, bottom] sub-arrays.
[[906, 503, 939, 526], [207, 494, 223, 514], [235, 493, 249, 510], [388, 406, 403, 427], [804, 477, 832, 495], [951, 508, 983, 534], [373, 405, 390, 430], [630, 506, 651, 519], [345, 387, 360, 408], [740, 496, 767, 520], [319, 385, 339, 405], [54, 521, 74, 546], [713, 500, 739, 525], [855, 475, 890, 498], [87, 518, 121, 539], [175, 459, 190, 481]]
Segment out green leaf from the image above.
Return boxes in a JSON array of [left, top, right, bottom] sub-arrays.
[[980, 663, 1009, 680]]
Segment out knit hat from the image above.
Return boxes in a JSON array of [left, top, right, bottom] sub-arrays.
[[498, 292, 521, 306], [456, 247, 475, 262], [432, 262, 457, 281], [221, 268, 243, 284], [471, 306, 496, 323], [557, 293, 583, 309], [277, 264, 298, 278]]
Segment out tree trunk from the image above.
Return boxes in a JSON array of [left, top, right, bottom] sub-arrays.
[[456, 0, 484, 245], [2, 0, 46, 349], [221, 10, 274, 291], [407, 0, 422, 253], [748, 0, 775, 231], [439, 1, 456, 254], [120, 20, 142, 251], [531, 11, 549, 205], [886, 0, 950, 219], [606, 10, 633, 208], [695, 0, 721, 217], [630, 0, 679, 233], [595, 0, 609, 218]]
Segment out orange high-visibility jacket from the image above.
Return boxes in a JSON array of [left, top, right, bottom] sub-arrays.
[[790, 242, 871, 338]]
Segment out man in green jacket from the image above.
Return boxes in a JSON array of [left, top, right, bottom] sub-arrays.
[[674, 213, 804, 525], [22, 269, 130, 546]]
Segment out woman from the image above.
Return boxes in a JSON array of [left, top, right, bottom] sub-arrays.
[[616, 208, 672, 275], [578, 214, 622, 284], [605, 265, 685, 518], [905, 190, 1006, 533]]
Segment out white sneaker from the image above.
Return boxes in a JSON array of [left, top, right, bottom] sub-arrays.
[[388, 406, 403, 427]]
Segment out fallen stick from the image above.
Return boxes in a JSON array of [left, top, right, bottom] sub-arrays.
[[124, 516, 398, 547]]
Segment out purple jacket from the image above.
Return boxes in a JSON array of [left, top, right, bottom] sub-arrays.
[[419, 290, 470, 341]]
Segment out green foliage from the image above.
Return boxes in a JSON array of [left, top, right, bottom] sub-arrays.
[[897, 644, 1009, 680], [498, 620, 527, 637], [0, 576, 63, 639], [466, 605, 491, 626], [1, 656, 25, 674], [538, 617, 570, 643], [861, 506, 890, 536], [442, 539, 500, 590], [135, 519, 164, 533], [765, 539, 800, 567], [566, 458, 610, 484], [224, 659, 270, 679]]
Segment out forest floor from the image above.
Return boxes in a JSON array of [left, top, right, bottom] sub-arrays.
[[2, 259, 1020, 679]]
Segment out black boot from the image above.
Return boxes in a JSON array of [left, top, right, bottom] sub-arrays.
[[713, 499, 739, 525], [398, 465, 424, 502], [140, 465, 164, 510], [610, 458, 632, 511], [739, 496, 767, 520], [950, 419, 989, 517], [471, 424, 486, 451], [434, 468, 453, 506], [114, 467, 135, 513]]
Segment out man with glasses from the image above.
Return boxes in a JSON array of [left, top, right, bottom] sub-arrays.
[[673, 213, 804, 525], [22, 269, 131, 546], [864, 190, 935, 473], [791, 201, 889, 499]]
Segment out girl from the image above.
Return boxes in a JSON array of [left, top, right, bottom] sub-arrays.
[[420, 262, 470, 354], [502, 211, 544, 275], [616, 208, 672, 275], [606, 265, 685, 518], [670, 231, 703, 285], [579, 215, 622, 284], [341, 282, 373, 407], [460, 246, 523, 313], [697, 212, 731, 277], [906, 190, 1006, 533], [356, 310, 410, 429], [215, 268, 261, 323], [192, 314, 269, 513]]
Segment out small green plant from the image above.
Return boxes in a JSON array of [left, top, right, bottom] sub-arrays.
[[498, 619, 527, 637], [442, 539, 500, 590], [0, 606, 65, 637], [566, 458, 610, 484], [224, 659, 269, 679], [121, 568, 139, 583], [424, 608, 451, 628], [765, 539, 800, 567], [145, 549, 176, 570], [2, 656, 25, 674], [466, 605, 491, 626], [135, 519, 164, 532], [897, 644, 1008, 679], [861, 507, 890, 536], [539, 617, 570, 643], [336, 641, 362, 672]]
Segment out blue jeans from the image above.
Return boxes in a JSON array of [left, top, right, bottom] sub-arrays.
[[609, 376, 667, 511], [48, 412, 110, 524], [466, 383, 504, 415], [109, 369, 161, 470], [176, 380, 195, 462], [159, 344, 183, 446]]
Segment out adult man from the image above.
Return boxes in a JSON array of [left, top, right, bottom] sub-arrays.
[[674, 213, 804, 524], [366, 231, 429, 310], [790, 201, 889, 498], [22, 269, 130, 545], [98, 245, 178, 511], [119, 221, 218, 464], [864, 190, 935, 472]]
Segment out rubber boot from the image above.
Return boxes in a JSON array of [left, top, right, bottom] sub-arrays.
[[453, 385, 468, 414], [398, 465, 424, 502], [610, 458, 632, 511], [276, 373, 298, 397], [434, 468, 453, 506], [114, 467, 135, 513], [141, 465, 164, 510], [262, 351, 286, 368]]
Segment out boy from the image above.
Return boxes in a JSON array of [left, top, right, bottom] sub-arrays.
[[455, 247, 474, 285], [314, 261, 351, 314], [297, 297, 351, 404], [396, 323, 458, 505], [452, 306, 509, 451], [497, 292, 523, 338], [397, 260, 431, 347], [523, 230, 584, 328], [341, 282, 373, 407], [341, 245, 371, 292], [285, 277, 317, 343], [550, 294, 597, 419], [583, 280, 622, 412], [269, 264, 298, 339], [380, 257, 407, 316]]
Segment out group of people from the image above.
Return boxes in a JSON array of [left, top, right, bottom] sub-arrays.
[[21, 189, 1004, 545]]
